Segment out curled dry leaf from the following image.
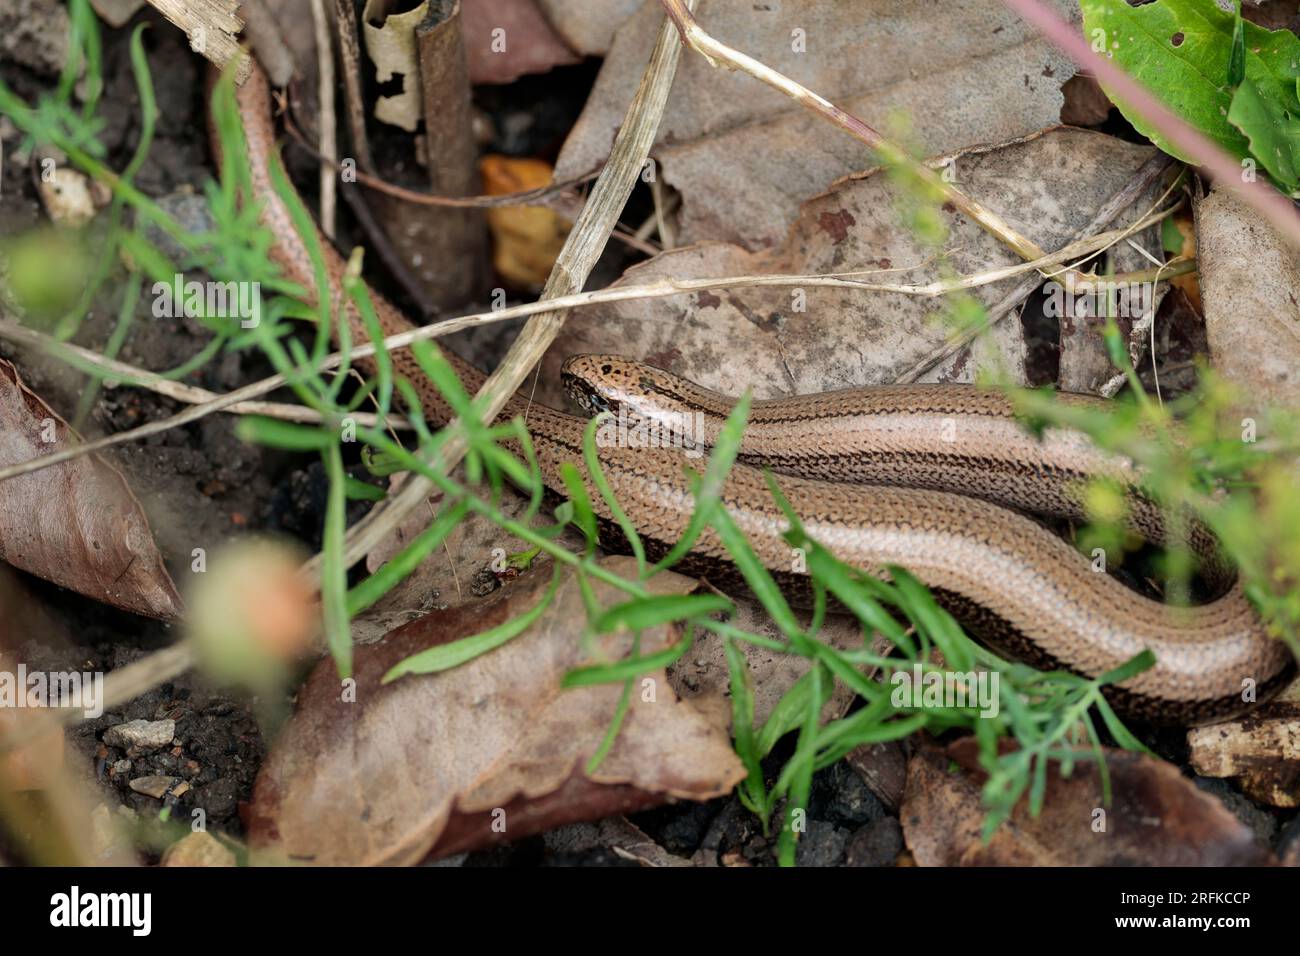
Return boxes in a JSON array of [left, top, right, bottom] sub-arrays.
[[556, 0, 1079, 247], [1195, 184, 1300, 410], [1188, 678, 1300, 809], [901, 742, 1272, 866], [0, 359, 183, 619], [460, 0, 580, 85], [248, 556, 743, 865], [538, 128, 1164, 406]]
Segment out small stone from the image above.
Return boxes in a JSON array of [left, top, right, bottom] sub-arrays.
[[160, 830, 236, 867], [819, 762, 885, 828], [111, 759, 131, 775], [795, 820, 849, 867], [845, 817, 904, 867], [129, 774, 179, 799], [104, 718, 176, 753]]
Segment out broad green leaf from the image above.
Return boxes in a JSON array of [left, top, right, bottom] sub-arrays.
[[1228, 75, 1300, 190], [1081, 0, 1300, 185]]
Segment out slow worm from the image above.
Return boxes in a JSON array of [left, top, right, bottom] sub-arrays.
[[225, 63, 1294, 724]]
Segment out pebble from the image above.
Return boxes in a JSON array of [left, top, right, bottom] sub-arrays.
[[845, 817, 904, 867], [128, 774, 179, 799], [795, 820, 849, 867], [104, 718, 176, 753], [160, 831, 236, 867]]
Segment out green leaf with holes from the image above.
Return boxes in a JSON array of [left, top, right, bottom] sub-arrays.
[[1080, 0, 1300, 191]]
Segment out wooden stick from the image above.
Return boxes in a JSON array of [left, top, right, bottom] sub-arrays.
[[142, 0, 251, 83]]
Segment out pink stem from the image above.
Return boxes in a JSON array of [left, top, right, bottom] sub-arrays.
[[1001, 0, 1300, 248]]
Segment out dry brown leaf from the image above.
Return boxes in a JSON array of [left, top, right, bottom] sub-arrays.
[[0, 359, 182, 619], [461, 0, 579, 85], [556, 0, 1079, 248], [248, 556, 743, 865], [901, 742, 1272, 866], [1195, 184, 1300, 409], [537, 128, 1163, 406], [1187, 678, 1300, 808]]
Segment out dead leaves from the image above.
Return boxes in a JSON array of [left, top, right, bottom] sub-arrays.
[[248, 557, 742, 864], [901, 741, 1272, 866], [0, 359, 182, 619], [537, 128, 1165, 406], [557, 0, 1079, 248]]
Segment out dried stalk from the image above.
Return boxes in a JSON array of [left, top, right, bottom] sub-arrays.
[[333, 0, 375, 172], [310, 0, 338, 238]]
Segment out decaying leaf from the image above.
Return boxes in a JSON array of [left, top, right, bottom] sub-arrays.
[[537, 128, 1164, 406], [901, 742, 1272, 866], [461, 0, 580, 85], [1195, 184, 1300, 409], [248, 557, 743, 864], [1188, 678, 1300, 808], [556, 0, 1079, 247], [0, 359, 183, 619]]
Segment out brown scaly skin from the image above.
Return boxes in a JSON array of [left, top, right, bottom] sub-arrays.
[[224, 62, 1294, 724]]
